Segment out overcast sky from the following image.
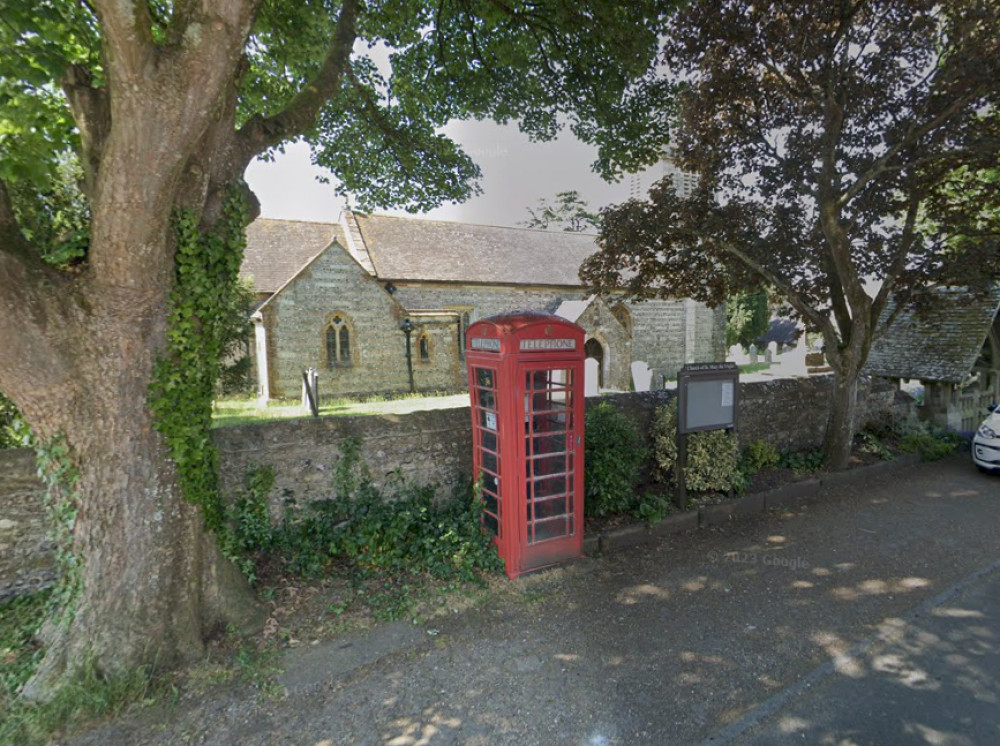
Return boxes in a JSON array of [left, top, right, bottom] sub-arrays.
[[244, 120, 663, 228]]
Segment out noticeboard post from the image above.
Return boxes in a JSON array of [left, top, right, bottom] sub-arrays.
[[676, 362, 739, 508]]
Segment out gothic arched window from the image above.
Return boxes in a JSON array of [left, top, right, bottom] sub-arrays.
[[325, 314, 353, 368]]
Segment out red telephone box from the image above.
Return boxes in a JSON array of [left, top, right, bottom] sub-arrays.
[[465, 312, 586, 579]]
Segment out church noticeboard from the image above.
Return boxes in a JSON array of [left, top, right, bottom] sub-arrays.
[[678, 362, 739, 434]]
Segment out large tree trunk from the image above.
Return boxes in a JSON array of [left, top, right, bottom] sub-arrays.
[[821, 368, 860, 471], [0, 0, 359, 697], [20, 276, 261, 700]]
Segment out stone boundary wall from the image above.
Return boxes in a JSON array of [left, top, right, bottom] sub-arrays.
[[0, 376, 898, 597], [214, 406, 475, 509], [0, 449, 57, 599]]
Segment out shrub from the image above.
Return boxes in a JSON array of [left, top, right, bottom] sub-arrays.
[[650, 400, 739, 494], [633, 490, 673, 524], [866, 408, 961, 461], [900, 430, 961, 460], [0, 590, 51, 701], [584, 402, 645, 517], [223, 438, 503, 593], [778, 449, 825, 473], [740, 439, 780, 473], [858, 431, 893, 461], [0, 393, 24, 450], [220, 465, 278, 583]]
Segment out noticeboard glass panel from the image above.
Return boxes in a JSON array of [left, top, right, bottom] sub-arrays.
[[682, 378, 736, 432]]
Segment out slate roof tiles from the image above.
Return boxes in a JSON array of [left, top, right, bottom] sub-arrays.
[[241, 219, 343, 294], [352, 213, 598, 286], [865, 286, 1000, 383]]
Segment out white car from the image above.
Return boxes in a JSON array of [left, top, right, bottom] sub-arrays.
[[973, 406, 1000, 473]]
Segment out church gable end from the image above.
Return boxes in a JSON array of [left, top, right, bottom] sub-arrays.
[[258, 243, 411, 398]]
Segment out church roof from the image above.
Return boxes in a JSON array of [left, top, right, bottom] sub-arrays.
[[864, 287, 1000, 383], [351, 213, 598, 286], [241, 219, 342, 294], [553, 297, 596, 323]]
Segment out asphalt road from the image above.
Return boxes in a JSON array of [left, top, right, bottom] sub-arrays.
[[72, 454, 1000, 746], [705, 559, 1000, 746]]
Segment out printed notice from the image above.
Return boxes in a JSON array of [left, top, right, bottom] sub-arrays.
[[485, 412, 497, 431], [721, 382, 734, 407]]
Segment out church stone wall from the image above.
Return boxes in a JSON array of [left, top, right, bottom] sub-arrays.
[[260, 250, 469, 399], [258, 267, 726, 400], [393, 286, 726, 387], [391, 283, 585, 320], [262, 248, 411, 399], [628, 300, 689, 378], [628, 299, 726, 380], [574, 299, 632, 390]]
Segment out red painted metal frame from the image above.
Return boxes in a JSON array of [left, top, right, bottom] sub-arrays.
[[466, 312, 585, 579]]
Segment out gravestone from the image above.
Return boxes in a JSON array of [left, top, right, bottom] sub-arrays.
[[631, 361, 653, 392], [584, 358, 601, 397]]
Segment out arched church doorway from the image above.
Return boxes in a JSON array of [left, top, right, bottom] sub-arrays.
[[585, 338, 604, 389]]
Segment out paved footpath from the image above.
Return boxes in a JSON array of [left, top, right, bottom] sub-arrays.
[[73, 456, 1000, 746]]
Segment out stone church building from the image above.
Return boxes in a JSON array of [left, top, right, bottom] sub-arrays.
[[241, 211, 726, 401]]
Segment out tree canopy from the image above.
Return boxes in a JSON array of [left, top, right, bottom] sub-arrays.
[[726, 291, 770, 352], [1, 1, 677, 225], [582, 0, 1000, 466]]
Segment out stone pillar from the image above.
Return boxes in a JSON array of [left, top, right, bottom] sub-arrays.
[[252, 312, 270, 404], [684, 298, 698, 364]]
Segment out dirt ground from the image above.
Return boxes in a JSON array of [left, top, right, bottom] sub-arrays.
[[62, 453, 1000, 746]]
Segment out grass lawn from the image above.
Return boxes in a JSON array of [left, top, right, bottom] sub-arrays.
[[211, 392, 470, 427], [738, 362, 773, 375]]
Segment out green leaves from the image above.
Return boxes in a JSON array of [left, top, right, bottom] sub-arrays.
[[247, 0, 677, 211], [584, 402, 646, 517], [4, 0, 680, 236], [222, 441, 503, 597], [311, 56, 483, 212], [0, 1, 97, 190], [149, 188, 251, 533], [0, 392, 23, 449], [650, 401, 739, 494], [522, 190, 601, 233], [726, 291, 770, 351]]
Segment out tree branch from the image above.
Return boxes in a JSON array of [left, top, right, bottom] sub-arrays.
[[871, 196, 922, 328], [713, 236, 839, 343], [61, 64, 112, 199], [235, 0, 360, 163], [0, 180, 79, 396], [826, 263, 854, 336], [0, 179, 29, 254], [839, 93, 979, 208], [91, 0, 156, 85]]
